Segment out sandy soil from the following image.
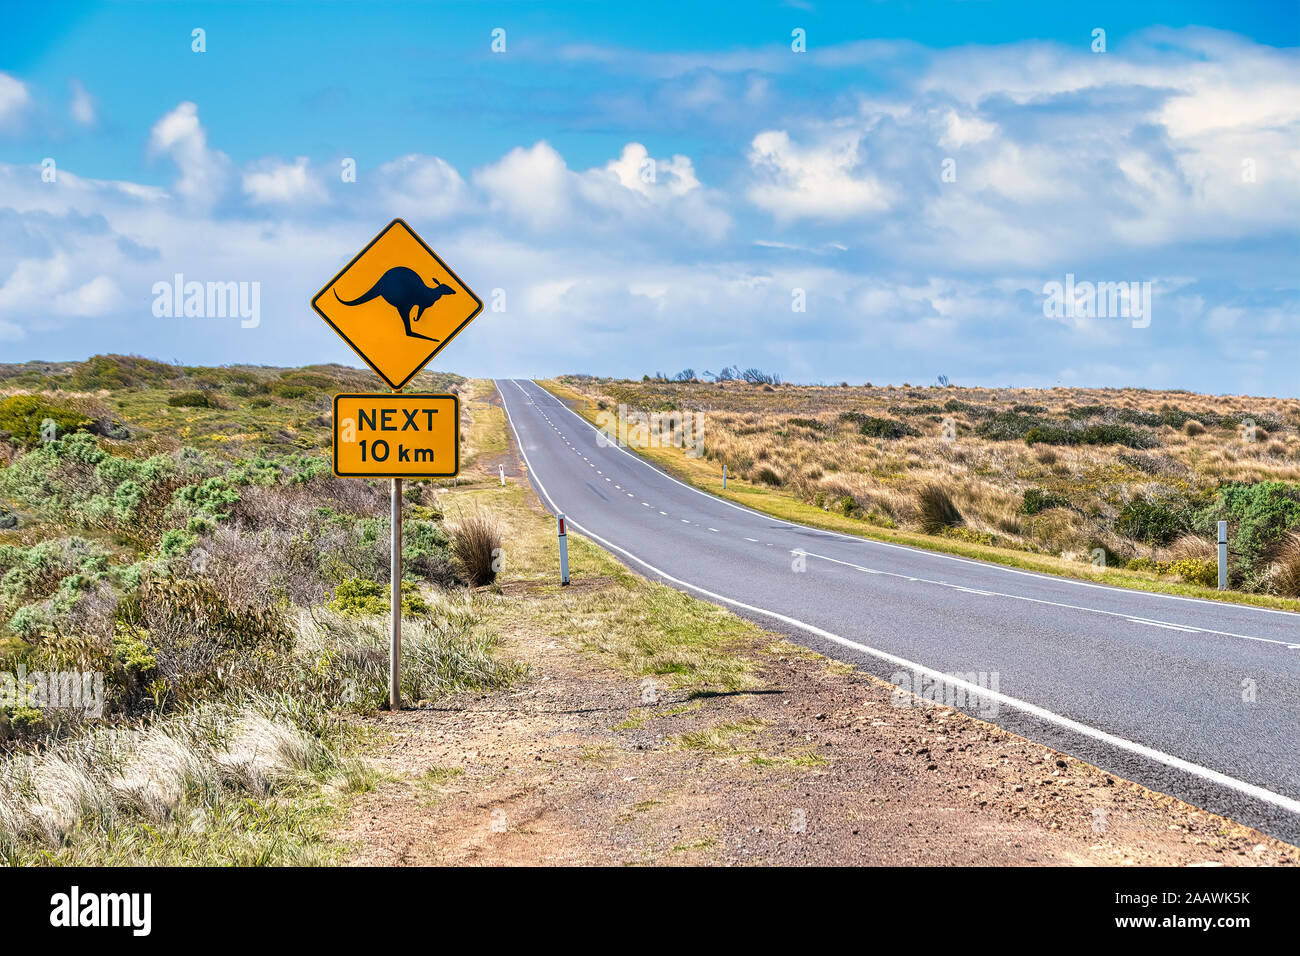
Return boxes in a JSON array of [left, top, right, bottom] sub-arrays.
[[336, 618, 1298, 867]]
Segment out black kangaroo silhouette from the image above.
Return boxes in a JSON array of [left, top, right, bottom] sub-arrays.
[[334, 267, 456, 341]]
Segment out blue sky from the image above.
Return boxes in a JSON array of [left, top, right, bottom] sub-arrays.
[[0, 0, 1297, 394]]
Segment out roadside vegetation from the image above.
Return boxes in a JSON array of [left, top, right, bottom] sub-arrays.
[[0, 356, 521, 864], [548, 375, 1300, 609]]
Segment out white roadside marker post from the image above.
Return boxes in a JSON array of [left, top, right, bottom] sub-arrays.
[[499, 464, 505, 486], [390, 477, 403, 709], [723, 464, 727, 489], [558, 513, 570, 586], [1217, 520, 1228, 590]]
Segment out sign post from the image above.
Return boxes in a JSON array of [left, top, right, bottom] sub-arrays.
[[558, 513, 570, 586], [390, 477, 402, 708], [313, 219, 483, 709], [1218, 520, 1228, 590]]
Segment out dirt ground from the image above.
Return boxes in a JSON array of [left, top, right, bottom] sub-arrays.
[[336, 615, 1298, 867]]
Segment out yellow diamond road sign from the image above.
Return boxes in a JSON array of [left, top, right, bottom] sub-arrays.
[[312, 219, 482, 390]]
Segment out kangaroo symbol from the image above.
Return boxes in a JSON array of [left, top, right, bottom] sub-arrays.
[[333, 267, 456, 341]]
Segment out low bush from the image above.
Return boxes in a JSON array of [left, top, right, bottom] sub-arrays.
[[451, 513, 502, 587], [167, 391, 213, 409], [1271, 532, 1300, 597], [1025, 423, 1158, 449], [916, 483, 963, 534], [328, 577, 430, 617], [1021, 488, 1070, 515], [785, 417, 827, 432], [1169, 558, 1217, 588], [1197, 481, 1300, 576], [1116, 500, 1186, 546], [0, 395, 94, 445], [840, 412, 918, 439]]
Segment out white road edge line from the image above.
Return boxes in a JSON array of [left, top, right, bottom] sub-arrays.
[[520, 379, 1300, 622], [799, 549, 1291, 650], [498, 379, 1300, 818]]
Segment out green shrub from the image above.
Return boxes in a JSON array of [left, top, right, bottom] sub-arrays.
[[941, 526, 995, 546], [329, 577, 430, 616], [975, 410, 1053, 441], [786, 417, 827, 432], [1116, 501, 1186, 545], [1021, 488, 1070, 515], [0, 395, 94, 444], [840, 412, 918, 439], [167, 391, 212, 408], [1126, 557, 1169, 574], [1197, 481, 1300, 575], [271, 384, 313, 399], [1169, 558, 1217, 587], [402, 520, 453, 583], [1025, 423, 1158, 449], [71, 354, 177, 390]]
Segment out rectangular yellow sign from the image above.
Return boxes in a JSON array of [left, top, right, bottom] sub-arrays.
[[333, 393, 459, 478]]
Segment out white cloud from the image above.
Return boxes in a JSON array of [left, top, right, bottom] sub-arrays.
[[372, 154, 471, 219], [939, 109, 995, 149], [0, 72, 30, 129], [475, 140, 730, 240], [147, 101, 233, 207], [747, 130, 890, 221], [474, 141, 571, 229], [242, 157, 326, 206], [54, 275, 123, 316], [69, 78, 96, 126]]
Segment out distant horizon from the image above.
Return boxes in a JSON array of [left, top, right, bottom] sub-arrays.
[[4, 352, 1296, 400]]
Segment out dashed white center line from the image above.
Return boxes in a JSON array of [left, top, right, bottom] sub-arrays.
[[708, 528, 719, 533], [744, 537, 758, 542]]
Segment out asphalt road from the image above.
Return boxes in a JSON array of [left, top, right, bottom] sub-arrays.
[[497, 378, 1300, 843]]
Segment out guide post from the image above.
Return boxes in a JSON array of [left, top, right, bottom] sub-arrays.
[[558, 513, 570, 586]]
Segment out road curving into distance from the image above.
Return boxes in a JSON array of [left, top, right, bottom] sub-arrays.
[[497, 378, 1300, 844]]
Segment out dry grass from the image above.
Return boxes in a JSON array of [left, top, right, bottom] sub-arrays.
[[1272, 532, 1300, 598], [916, 482, 963, 533], [0, 701, 332, 861], [553, 378, 1300, 589], [450, 512, 503, 587]]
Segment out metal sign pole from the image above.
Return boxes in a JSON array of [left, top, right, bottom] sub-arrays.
[[391, 476, 403, 709]]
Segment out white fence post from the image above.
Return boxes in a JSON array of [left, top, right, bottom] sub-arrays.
[[1217, 520, 1228, 590], [558, 513, 570, 586]]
